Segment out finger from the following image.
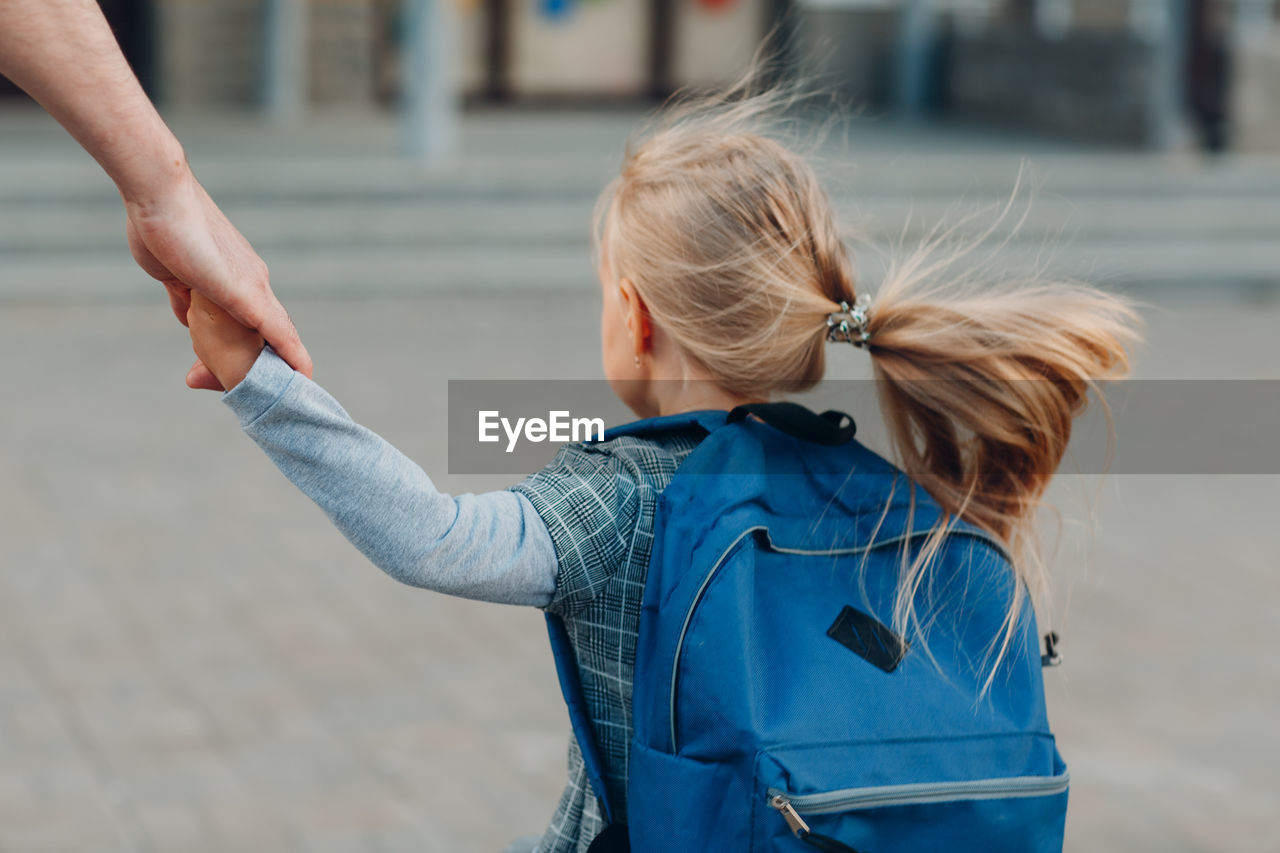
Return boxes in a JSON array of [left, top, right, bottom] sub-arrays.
[[165, 282, 193, 327], [257, 305, 314, 379], [204, 256, 269, 332], [126, 217, 179, 284], [186, 359, 226, 392]]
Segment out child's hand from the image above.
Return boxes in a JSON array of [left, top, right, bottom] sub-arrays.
[[187, 289, 265, 391]]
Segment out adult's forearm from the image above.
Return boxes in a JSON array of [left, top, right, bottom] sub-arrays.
[[0, 0, 186, 204]]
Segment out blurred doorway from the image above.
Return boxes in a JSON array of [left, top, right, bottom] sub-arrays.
[[99, 0, 157, 97]]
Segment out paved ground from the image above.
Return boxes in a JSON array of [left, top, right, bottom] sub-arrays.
[[1, 106, 1278, 852]]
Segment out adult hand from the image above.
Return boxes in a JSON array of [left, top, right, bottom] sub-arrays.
[[125, 168, 312, 390]]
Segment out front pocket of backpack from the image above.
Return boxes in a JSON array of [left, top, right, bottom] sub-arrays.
[[763, 773, 1069, 853], [752, 738, 1069, 853]]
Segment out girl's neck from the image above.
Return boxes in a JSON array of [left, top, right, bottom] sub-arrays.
[[652, 379, 759, 418]]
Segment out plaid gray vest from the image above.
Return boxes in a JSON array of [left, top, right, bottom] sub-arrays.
[[509, 427, 705, 853]]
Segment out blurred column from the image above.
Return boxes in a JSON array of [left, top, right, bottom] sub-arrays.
[[1233, 0, 1274, 45], [1133, 0, 1190, 149], [1129, 0, 1171, 40], [1033, 0, 1072, 39], [263, 0, 308, 120], [648, 0, 675, 100], [1184, 0, 1233, 152], [952, 0, 994, 36], [893, 0, 940, 118], [401, 0, 458, 161], [483, 0, 512, 101]]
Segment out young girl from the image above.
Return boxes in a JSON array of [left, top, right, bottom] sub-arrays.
[[184, 90, 1138, 853]]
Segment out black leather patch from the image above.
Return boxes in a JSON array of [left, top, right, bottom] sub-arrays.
[[827, 605, 908, 673]]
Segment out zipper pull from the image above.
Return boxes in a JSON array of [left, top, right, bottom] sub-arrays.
[[769, 794, 811, 837]]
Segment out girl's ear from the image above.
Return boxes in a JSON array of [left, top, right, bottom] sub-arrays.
[[618, 278, 653, 357]]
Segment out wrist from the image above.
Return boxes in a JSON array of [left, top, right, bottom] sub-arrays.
[[222, 346, 297, 427], [214, 344, 265, 392], [112, 127, 190, 214]]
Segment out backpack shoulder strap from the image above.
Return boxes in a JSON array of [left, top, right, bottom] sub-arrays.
[[546, 612, 617, 823], [545, 410, 730, 826], [726, 401, 857, 446]]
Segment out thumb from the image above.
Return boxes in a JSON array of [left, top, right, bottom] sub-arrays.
[[256, 305, 313, 379], [186, 359, 226, 392]]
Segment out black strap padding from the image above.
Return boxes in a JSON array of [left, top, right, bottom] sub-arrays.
[[585, 821, 630, 853], [727, 402, 857, 446]]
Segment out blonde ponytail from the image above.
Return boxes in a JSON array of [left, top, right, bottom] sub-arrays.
[[860, 269, 1140, 682], [867, 275, 1137, 543]]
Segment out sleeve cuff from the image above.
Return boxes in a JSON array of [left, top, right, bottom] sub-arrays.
[[221, 346, 298, 428]]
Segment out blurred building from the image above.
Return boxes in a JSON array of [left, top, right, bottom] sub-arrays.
[[1, 1, 1276, 151], [801, 0, 1280, 150], [38, 0, 787, 108]]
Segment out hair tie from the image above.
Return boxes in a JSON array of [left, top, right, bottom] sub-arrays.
[[826, 294, 872, 348]]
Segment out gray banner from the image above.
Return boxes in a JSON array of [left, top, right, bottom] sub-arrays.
[[447, 379, 1280, 477]]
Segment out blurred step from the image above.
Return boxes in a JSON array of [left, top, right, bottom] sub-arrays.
[[1, 195, 1276, 254], [3, 150, 1280, 204], [4, 240, 1277, 305]]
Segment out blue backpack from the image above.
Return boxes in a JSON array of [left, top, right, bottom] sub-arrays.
[[546, 403, 1067, 852]]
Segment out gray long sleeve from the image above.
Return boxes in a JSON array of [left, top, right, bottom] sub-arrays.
[[221, 347, 558, 607]]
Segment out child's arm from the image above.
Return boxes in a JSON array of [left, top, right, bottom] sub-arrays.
[[186, 294, 558, 606]]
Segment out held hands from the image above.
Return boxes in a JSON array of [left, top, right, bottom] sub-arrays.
[[184, 289, 265, 392], [125, 166, 312, 390]]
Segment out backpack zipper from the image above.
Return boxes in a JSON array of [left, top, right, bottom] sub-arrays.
[[766, 771, 1070, 819], [668, 525, 1008, 752], [768, 794, 862, 853], [769, 794, 812, 835]]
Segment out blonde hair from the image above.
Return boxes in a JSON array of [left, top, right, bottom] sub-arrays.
[[596, 80, 1141, 682]]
